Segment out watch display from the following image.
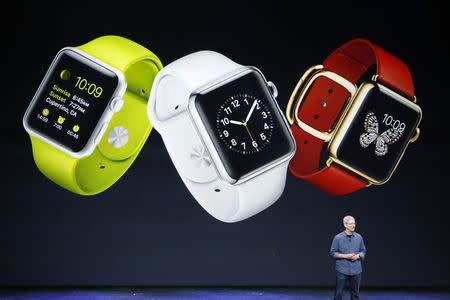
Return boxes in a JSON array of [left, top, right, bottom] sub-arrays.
[[334, 84, 422, 182], [194, 70, 295, 180], [24, 49, 119, 152]]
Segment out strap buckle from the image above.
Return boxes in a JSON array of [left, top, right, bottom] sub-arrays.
[[286, 65, 357, 142]]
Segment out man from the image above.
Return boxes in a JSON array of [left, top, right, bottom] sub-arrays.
[[330, 216, 367, 300]]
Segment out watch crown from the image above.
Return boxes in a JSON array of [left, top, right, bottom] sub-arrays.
[[267, 81, 278, 99]]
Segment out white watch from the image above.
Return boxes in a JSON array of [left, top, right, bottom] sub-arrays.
[[147, 51, 295, 222]]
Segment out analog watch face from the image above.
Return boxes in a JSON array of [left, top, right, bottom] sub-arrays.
[[216, 94, 274, 155], [194, 70, 295, 181]]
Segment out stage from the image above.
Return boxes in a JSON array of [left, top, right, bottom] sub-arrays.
[[1, 288, 449, 299]]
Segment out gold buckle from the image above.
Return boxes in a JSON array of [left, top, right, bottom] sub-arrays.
[[286, 65, 357, 142]]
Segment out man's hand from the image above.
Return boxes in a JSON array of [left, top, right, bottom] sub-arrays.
[[336, 253, 360, 260], [342, 253, 356, 259], [350, 254, 360, 261]]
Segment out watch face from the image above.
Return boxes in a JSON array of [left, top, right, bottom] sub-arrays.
[[24, 49, 120, 153], [194, 70, 295, 181], [334, 84, 421, 183]]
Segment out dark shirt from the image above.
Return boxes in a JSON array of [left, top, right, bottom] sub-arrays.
[[330, 231, 367, 275]]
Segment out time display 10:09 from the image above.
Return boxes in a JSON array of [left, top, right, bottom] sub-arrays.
[[75, 76, 103, 98], [382, 113, 406, 132]]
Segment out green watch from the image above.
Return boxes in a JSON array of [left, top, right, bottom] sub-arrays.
[[23, 35, 162, 195]]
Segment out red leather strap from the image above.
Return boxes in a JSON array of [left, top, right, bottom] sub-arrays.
[[289, 38, 415, 195]]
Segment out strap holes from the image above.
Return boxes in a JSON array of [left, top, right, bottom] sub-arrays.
[[175, 105, 179, 110], [140, 89, 146, 95], [304, 140, 308, 145], [99, 165, 106, 169], [328, 89, 333, 94], [321, 101, 327, 107], [214, 188, 221, 192], [314, 114, 319, 120]]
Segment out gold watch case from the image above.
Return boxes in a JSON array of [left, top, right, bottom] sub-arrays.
[[286, 65, 422, 186]]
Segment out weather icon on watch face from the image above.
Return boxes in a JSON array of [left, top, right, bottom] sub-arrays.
[[60, 69, 71, 81]]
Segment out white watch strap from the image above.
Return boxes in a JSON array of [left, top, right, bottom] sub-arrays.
[[148, 51, 289, 222], [182, 161, 288, 222]]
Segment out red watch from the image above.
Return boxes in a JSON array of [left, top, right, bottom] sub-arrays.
[[286, 38, 422, 195]]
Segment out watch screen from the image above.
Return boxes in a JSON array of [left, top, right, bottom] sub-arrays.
[[195, 70, 295, 180], [25, 49, 119, 152], [336, 85, 421, 182]]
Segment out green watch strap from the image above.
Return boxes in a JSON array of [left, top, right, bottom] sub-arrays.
[[30, 35, 162, 195]]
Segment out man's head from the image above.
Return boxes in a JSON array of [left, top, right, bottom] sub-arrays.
[[343, 215, 356, 233]]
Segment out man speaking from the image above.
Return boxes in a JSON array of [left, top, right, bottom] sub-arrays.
[[330, 216, 367, 300]]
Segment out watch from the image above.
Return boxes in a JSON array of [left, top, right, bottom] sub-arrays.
[[23, 35, 162, 195], [286, 38, 422, 195], [147, 51, 295, 222]]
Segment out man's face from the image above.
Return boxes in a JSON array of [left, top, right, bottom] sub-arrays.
[[344, 218, 356, 232]]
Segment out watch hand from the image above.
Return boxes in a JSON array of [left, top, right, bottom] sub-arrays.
[[243, 122, 259, 152], [229, 120, 244, 126], [245, 100, 258, 124]]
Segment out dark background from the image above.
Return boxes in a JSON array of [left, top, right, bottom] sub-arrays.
[[2, 1, 449, 287]]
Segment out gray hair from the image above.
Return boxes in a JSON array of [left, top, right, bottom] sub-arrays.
[[343, 215, 355, 225]]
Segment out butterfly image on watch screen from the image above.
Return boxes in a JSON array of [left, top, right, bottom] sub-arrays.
[[359, 112, 403, 156]]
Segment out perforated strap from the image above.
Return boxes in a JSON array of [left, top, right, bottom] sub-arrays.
[[148, 51, 288, 222], [31, 35, 162, 195], [289, 38, 414, 195]]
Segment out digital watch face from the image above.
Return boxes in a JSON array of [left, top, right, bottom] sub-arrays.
[[334, 84, 421, 183], [24, 49, 120, 153], [194, 70, 295, 180]]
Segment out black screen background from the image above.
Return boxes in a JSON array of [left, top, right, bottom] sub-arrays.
[[195, 71, 294, 180], [26, 50, 118, 152], [336, 86, 421, 182], [2, 0, 450, 288]]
